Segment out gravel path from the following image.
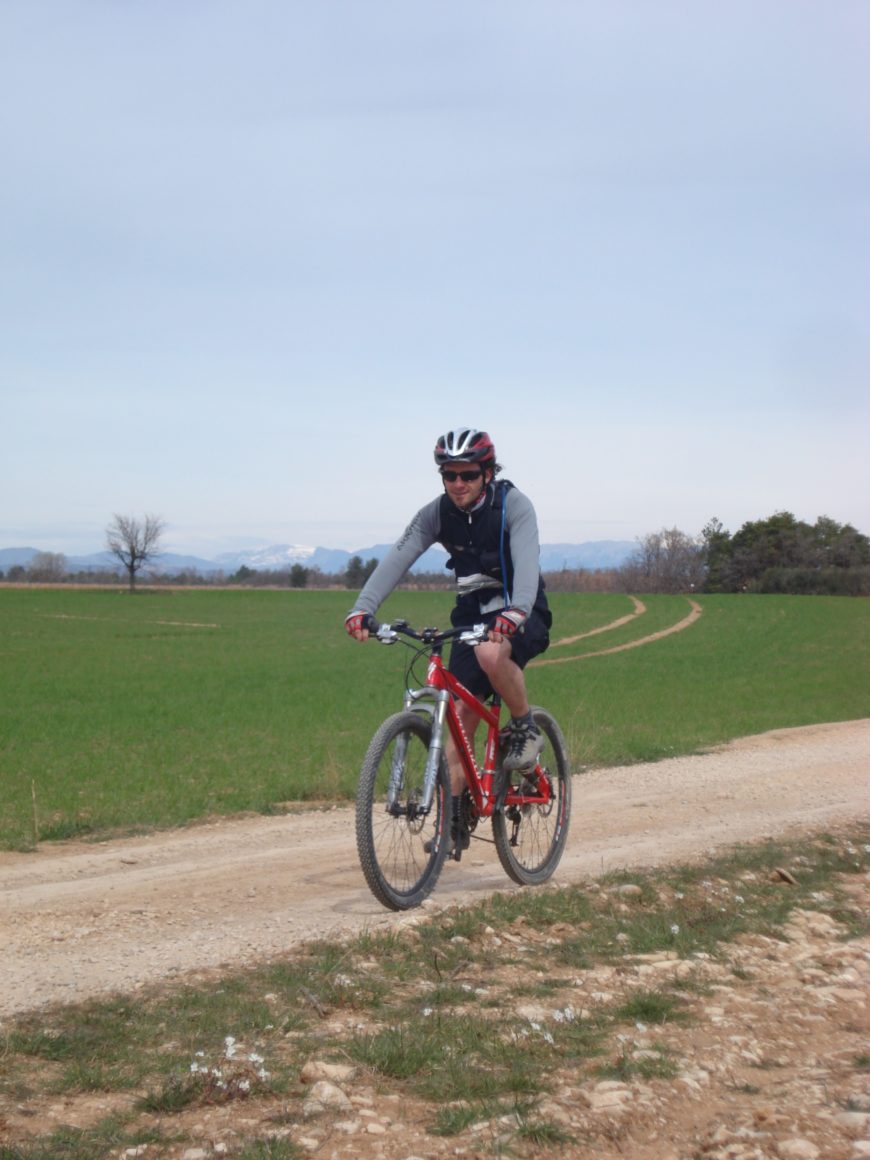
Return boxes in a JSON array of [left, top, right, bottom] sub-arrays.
[[1, 718, 868, 1020]]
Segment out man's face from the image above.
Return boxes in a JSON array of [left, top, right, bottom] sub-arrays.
[[440, 460, 489, 510]]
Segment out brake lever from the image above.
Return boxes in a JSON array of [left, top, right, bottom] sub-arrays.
[[458, 623, 489, 646]]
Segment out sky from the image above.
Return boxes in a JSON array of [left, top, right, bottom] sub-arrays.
[[2, 1, 868, 559]]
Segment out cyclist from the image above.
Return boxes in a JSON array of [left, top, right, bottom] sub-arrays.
[[345, 427, 552, 853]]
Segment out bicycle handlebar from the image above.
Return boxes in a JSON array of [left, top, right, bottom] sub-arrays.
[[370, 618, 489, 647]]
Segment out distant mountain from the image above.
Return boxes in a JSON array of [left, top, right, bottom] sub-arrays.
[[0, 547, 43, 569], [68, 550, 220, 573], [1, 539, 637, 576], [209, 542, 451, 575], [212, 544, 317, 570], [539, 541, 637, 571], [0, 547, 223, 574]]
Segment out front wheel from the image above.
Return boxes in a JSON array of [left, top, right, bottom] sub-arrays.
[[492, 707, 571, 886], [355, 710, 450, 910]]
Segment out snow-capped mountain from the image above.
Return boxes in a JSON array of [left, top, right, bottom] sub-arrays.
[[212, 544, 317, 570], [1, 539, 637, 576]]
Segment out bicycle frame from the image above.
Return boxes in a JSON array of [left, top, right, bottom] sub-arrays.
[[404, 654, 501, 817], [358, 619, 572, 910], [387, 623, 553, 819]]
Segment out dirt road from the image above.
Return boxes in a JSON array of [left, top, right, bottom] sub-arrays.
[[1, 718, 868, 1021]]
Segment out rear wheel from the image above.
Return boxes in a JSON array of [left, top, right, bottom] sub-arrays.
[[492, 707, 571, 886], [355, 710, 449, 910]]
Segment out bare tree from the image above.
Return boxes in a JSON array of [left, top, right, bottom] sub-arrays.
[[27, 551, 68, 583], [106, 513, 166, 593], [618, 527, 705, 594]]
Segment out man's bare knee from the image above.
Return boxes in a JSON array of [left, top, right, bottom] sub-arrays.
[[475, 640, 511, 677]]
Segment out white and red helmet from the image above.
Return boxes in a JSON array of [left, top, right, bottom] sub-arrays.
[[434, 428, 496, 468]]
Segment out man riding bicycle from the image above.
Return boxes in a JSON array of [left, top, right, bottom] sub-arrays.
[[345, 427, 553, 850]]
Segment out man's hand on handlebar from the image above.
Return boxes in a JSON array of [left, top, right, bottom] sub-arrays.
[[345, 611, 375, 641], [489, 607, 526, 643]]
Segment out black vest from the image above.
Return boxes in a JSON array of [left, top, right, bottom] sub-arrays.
[[437, 481, 549, 620]]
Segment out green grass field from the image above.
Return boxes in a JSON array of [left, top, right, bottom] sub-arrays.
[[1, 587, 868, 849]]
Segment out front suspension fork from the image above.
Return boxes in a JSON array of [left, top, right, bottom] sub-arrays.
[[383, 689, 453, 819]]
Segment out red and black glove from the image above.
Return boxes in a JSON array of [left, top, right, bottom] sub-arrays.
[[345, 611, 374, 639], [491, 607, 527, 639]]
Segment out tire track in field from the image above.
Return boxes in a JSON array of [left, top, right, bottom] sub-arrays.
[[42, 614, 220, 628], [530, 597, 703, 667], [549, 595, 646, 646]]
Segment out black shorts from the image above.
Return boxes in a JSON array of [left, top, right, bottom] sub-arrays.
[[448, 608, 551, 700]]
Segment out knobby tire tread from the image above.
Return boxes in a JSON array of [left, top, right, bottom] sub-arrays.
[[355, 710, 449, 910], [491, 706, 571, 886]]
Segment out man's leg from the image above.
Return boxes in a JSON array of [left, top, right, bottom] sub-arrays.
[[474, 639, 544, 771], [437, 701, 480, 857], [444, 701, 479, 794], [472, 639, 529, 717]]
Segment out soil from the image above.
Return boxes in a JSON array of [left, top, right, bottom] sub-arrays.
[[1, 719, 868, 1020], [1, 718, 868, 1159]]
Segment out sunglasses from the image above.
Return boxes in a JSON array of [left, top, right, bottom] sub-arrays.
[[440, 469, 483, 483]]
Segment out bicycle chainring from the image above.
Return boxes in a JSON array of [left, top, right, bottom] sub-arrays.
[[460, 789, 479, 835]]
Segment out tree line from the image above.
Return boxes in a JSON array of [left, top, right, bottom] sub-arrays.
[[3, 511, 868, 597], [615, 512, 870, 596]]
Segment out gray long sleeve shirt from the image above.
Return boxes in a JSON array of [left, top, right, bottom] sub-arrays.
[[350, 483, 543, 618]]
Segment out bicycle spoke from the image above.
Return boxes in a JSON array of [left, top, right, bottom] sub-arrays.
[[356, 711, 449, 910], [491, 708, 571, 886]]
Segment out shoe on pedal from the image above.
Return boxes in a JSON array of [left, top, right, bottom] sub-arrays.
[[502, 718, 545, 772], [423, 826, 470, 858], [424, 794, 471, 859]]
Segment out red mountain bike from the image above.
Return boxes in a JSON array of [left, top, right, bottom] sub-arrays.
[[355, 620, 571, 910]]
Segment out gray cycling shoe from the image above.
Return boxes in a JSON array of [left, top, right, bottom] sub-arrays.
[[502, 719, 544, 772]]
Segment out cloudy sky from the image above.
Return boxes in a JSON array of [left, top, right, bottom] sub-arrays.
[[2, 1, 867, 558]]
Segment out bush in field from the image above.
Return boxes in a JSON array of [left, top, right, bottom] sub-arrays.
[[702, 512, 870, 595], [756, 566, 870, 596]]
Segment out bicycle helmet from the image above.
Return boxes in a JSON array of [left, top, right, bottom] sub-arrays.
[[434, 427, 496, 467]]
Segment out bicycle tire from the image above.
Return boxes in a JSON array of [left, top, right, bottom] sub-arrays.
[[491, 706, 571, 886], [355, 710, 450, 910]]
